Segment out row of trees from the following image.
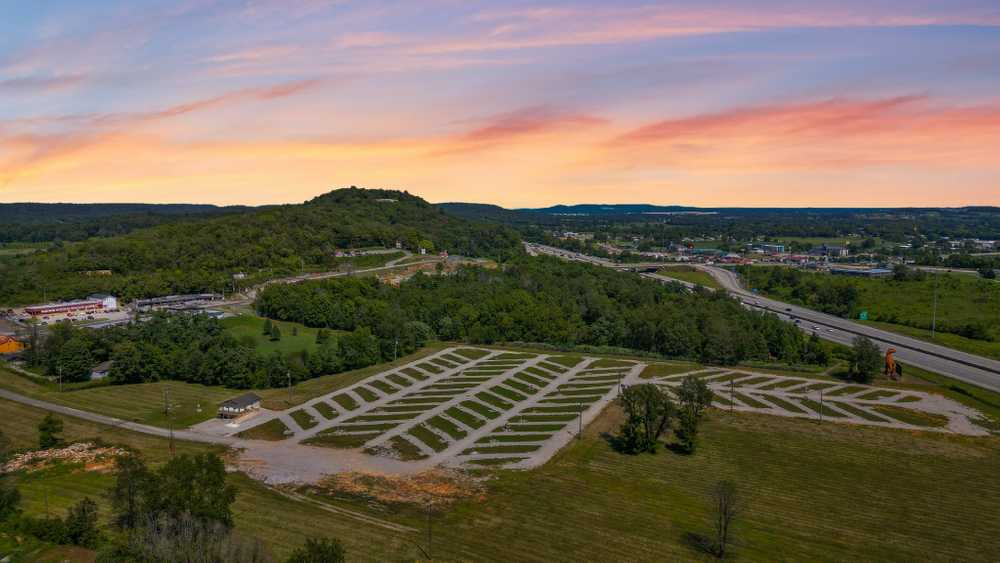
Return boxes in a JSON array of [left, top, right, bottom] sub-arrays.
[[258, 257, 828, 366], [27, 313, 405, 389]]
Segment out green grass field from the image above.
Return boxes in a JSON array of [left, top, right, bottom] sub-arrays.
[[0, 368, 241, 428], [657, 265, 724, 290], [5, 395, 999, 562], [220, 314, 336, 356]]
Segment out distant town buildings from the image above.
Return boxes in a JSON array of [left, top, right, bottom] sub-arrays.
[[134, 293, 221, 312]]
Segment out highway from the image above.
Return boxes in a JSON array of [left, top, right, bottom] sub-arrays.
[[526, 242, 1000, 393]]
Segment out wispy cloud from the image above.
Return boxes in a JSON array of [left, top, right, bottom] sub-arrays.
[[609, 95, 1000, 170]]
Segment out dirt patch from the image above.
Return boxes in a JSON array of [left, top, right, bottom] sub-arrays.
[[1, 442, 127, 474], [314, 469, 487, 508]]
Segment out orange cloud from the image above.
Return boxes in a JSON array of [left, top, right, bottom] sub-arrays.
[[609, 96, 1000, 171], [435, 106, 607, 155]]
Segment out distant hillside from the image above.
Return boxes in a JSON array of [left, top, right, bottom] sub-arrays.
[[436, 202, 536, 223], [0, 202, 249, 243], [0, 188, 521, 306], [521, 203, 704, 215]]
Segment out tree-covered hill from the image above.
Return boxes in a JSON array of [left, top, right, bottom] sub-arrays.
[[0, 202, 249, 243], [0, 187, 521, 306]]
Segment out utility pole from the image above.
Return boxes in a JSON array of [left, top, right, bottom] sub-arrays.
[[577, 402, 583, 439], [58, 364, 63, 393], [287, 370, 292, 404], [165, 386, 174, 456]]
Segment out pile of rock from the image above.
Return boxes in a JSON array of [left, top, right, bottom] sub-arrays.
[[1, 442, 127, 474]]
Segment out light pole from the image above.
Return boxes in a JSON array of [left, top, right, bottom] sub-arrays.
[[58, 365, 63, 393], [287, 370, 292, 404], [577, 402, 583, 439]]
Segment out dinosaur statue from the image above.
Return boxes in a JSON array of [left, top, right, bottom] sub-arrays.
[[884, 348, 900, 381]]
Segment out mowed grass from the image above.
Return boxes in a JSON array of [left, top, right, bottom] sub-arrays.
[[5, 396, 1000, 561], [656, 265, 724, 290], [639, 361, 703, 379], [220, 314, 331, 356], [0, 369, 240, 428], [237, 417, 291, 440], [257, 344, 450, 409]]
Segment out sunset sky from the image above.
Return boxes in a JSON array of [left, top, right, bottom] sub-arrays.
[[2, 0, 999, 207]]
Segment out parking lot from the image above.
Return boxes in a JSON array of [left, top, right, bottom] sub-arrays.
[[237, 346, 644, 469]]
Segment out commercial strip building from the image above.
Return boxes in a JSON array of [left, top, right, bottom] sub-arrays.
[[23, 294, 118, 318]]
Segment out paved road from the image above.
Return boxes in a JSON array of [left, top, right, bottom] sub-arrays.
[[0, 389, 235, 446], [527, 241, 1000, 393], [698, 265, 1000, 393]]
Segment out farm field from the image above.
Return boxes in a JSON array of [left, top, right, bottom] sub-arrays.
[[3, 394, 999, 561], [656, 265, 723, 289]]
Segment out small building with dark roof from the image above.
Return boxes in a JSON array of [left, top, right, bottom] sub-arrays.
[[90, 360, 113, 380], [218, 392, 262, 419]]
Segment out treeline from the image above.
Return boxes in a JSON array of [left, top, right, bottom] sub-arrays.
[[0, 187, 521, 306], [258, 257, 829, 366], [441, 202, 1000, 245], [738, 265, 998, 342], [27, 313, 420, 389], [737, 266, 861, 317], [0, 203, 245, 243]]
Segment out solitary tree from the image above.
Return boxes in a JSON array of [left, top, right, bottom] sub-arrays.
[[108, 453, 153, 530], [315, 329, 330, 345], [64, 497, 100, 548], [286, 537, 346, 563], [269, 324, 282, 342], [850, 335, 882, 384], [675, 376, 714, 453], [262, 318, 273, 336], [617, 384, 675, 454], [38, 413, 64, 449], [710, 480, 742, 559]]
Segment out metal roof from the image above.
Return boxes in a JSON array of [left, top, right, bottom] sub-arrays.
[[220, 392, 262, 410]]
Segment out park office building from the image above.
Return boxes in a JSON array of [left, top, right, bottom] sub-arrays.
[[217, 393, 262, 419]]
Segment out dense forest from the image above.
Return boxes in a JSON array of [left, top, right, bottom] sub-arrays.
[[257, 257, 829, 366], [0, 203, 247, 243], [0, 188, 521, 306]]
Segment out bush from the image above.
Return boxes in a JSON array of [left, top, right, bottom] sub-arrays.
[[286, 537, 346, 563], [38, 413, 64, 449]]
